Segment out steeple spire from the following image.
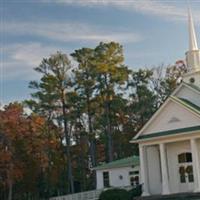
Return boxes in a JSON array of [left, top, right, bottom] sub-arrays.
[[188, 7, 198, 50], [185, 7, 200, 74], [184, 7, 200, 86]]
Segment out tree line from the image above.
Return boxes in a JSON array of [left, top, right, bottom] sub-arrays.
[[0, 42, 186, 200]]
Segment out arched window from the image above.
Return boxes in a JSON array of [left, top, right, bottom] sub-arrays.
[[178, 152, 192, 163]]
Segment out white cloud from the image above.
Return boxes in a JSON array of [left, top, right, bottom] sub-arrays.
[[4, 0, 200, 82], [43, 0, 200, 22], [3, 22, 143, 44], [2, 43, 67, 80], [1, 20, 144, 81]]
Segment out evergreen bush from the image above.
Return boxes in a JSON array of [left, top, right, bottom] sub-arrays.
[[99, 188, 130, 200], [129, 185, 142, 198]]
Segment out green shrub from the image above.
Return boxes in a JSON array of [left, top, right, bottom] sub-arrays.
[[99, 188, 130, 200], [129, 185, 142, 198]]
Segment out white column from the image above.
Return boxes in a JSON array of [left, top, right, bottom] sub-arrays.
[[159, 143, 170, 195], [139, 144, 150, 196], [191, 138, 200, 192]]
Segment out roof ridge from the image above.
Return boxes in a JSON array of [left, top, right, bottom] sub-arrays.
[[93, 156, 139, 170], [102, 155, 139, 164]]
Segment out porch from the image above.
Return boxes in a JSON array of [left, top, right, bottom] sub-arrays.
[[139, 132, 200, 196]]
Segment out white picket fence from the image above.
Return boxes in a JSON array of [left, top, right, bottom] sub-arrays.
[[49, 189, 103, 200], [49, 186, 133, 200]]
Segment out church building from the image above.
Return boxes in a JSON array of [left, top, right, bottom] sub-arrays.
[[131, 10, 200, 196]]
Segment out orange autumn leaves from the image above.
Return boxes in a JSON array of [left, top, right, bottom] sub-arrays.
[[0, 103, 56, 187]]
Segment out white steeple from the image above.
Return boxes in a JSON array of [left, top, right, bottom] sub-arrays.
[[184, 7, 200, 86], [188, 8, 198, 50], [185, 7, 200, 73]]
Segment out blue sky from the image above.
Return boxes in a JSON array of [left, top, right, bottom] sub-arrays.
[[1, 0, 200, 104]]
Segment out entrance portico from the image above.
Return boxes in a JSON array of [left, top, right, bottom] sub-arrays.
[[138, 132, 200, 196]]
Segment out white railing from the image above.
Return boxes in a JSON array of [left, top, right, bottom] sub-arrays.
[[49, 186, 134, 200], [49, 189, 103, 200]]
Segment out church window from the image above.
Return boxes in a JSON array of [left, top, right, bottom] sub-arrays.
[[178, 153, 194, 184], [178, 152, 192, 163], [179, 166, 186, 183], [180, 174, 186, 183], [129, 171, 139, 175], [130, 176, 139, 186], [103, 172, 110, 188], [186, 165, 194, 183], [130, 177, 134, 186]]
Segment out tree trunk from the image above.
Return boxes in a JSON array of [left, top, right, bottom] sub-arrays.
[[105, 99, 113, 162], [89, 139, 96, 167], [7, 169, 13, 200], [86, 95, 97, 189], [103, 74, 113, 162], [87, 95, 96, 167], [80, 147, 87, 191], [62, 99, 74, 194], [8, 181, 12, 200]]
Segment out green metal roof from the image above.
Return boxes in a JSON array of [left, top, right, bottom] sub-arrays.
[[136, 125, 200, 140], [170, 96, 200, 115], [183, 82, 200, 93], [179, 98, 200, 112], [93, 156, 140, 170]]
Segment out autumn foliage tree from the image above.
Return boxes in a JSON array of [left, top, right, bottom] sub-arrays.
[[0, 103, 47, 199], [0, 103, 63, 200]]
